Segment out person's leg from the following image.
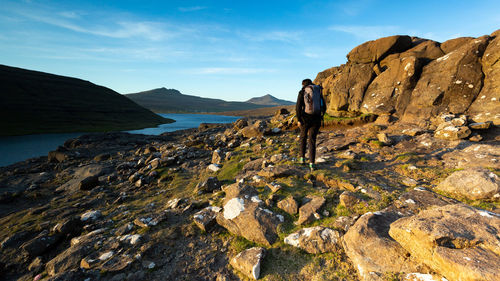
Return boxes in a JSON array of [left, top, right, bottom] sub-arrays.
[[299, 121, 308, 163], [307, 119, 321, 164]]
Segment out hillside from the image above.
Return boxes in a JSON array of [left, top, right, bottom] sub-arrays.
[[315, 29, 500, 125], [0, 65, 171, 136], [246, 94, 294, 106], [126, 88, 277, 113]]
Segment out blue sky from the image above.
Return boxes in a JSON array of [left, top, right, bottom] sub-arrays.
[[1, 0, 499, 102]]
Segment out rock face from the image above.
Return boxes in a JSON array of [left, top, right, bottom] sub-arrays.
[[216, 184, 282, 246], [284, 226, 340, 254], [342, 211, 428, 281], [230, 247, 266, 280], [437, 167, 500, 200], [389, 204, 500, 281], [315, 30, 500, 123]]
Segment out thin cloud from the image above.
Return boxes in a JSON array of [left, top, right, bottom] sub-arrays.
[[178, 6, 207, 12], [240, 30, 302, 43], [329, 25, 401, 40], [17, 10, 172, 41], [192, 67, 275, 75]]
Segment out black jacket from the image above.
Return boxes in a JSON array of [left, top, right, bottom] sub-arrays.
[[296, 84, 326, 123]]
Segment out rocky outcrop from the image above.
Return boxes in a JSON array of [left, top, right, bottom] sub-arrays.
[[389, 204, 500, 281], [437, 167, 500, 200], [342, 211, 429, 281], [315, 30, 500, 124]]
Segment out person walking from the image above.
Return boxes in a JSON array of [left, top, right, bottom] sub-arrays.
[[296, 78, 326, 171]]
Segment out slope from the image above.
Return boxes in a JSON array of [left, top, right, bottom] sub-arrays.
[[0, 64, 171, 136]]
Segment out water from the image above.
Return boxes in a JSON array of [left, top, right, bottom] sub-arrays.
[[0, 113, 240, 167]]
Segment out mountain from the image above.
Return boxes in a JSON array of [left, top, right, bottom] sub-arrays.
[[246, 94, 294, 106], [0, 64, 171, 136], [126, 88, 279, 113], [314, 29, 500, 125]]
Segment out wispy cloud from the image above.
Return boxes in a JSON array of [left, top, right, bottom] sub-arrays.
[[239, 30, 302, 43], [329, 25, 400, 40], [178, 6, 206, 12], [16, 9, 172, 41], [192, 67, 275, 75]]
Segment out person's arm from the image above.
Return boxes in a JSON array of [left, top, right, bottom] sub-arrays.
[[296, 89, 304, 125]]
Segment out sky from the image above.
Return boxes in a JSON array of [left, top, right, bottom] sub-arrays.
[[1, 0, 499, 102]]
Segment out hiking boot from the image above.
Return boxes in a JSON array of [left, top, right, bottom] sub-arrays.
[[298, 157, 305, 165], [309, 163, 315, 171]]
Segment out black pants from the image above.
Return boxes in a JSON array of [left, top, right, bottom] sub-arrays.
[[299, 115, 321, 163]]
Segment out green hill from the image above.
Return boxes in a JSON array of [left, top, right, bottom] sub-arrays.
[[0, 64, 172, 136], [126, 88, 277, 113]]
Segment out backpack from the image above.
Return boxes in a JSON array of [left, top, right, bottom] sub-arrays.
[[304, 84, 322, 115]]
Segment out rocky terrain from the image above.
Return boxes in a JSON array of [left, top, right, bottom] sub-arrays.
[[0, 65, 171, 136], [1, 30, 499, 281], [0, 108, 498, 281], [315, 29, 500, 126]]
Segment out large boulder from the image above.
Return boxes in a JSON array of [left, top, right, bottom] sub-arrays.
[[284, 226, 340, 254], [325, 62, 376, 113], [468, 30, 500, 125], [436, 167, 500, 200], [360, 55, 422, 115], [347, 35, 413, 64], [216, 184, 283, 246], [342, 211, 429, 281], [402, 36, 489, 122], [46, 242, 95, 276], [389, 204, 500, 281], [297, 196, 325, 225]]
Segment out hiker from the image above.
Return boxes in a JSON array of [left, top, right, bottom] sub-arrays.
[[296, 78, 326, 171]]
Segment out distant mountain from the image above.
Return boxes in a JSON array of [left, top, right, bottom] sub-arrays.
[[246, 94, 294, 106], [0, 64, 170, 136], [126, 88, 279, 113]]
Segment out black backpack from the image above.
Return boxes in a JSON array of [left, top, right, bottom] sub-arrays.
[[304, 84, 322, 115]]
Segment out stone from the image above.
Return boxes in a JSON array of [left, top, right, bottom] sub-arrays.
[[1, 231, 34, 249], [52, 217, 82, 237], [347, 35, 413, 64], [297, 196, 325, 225], [257, 165, 302, 179], [230, 247, 266, 280], [56, 164, 113, 193], [436, 167, 500, 200], [233, 119, 248, 130], [149, 158, 161, 169], [468, 121, 493, 130], [434, 122, 471, 140], [80, 210, 102, 222], [195, 177, 221, 194], [403, 36, 488, 122], [468, 134, 482, 142], [333, 215, 358, 232], [342, 211, 429, 281], [339, 191, 361, 208], [93, 153, 110, 161], [78, 175, 99, 191], [284, 226, 340, 254], [119, 234, 142, 245], [387, 187, 458, 217], [266, 182, 282, 193], [207, 164, 221, 172], [22, 233, 61, 257], [376, 133, 392, 145], [277, 196, 298, 215], [441, 143, 500, 169], [193, 206, 222, 232], [212, 149, 225, 164], [48, 150, 70, 163], [389, 204, 500, 281], [114, 223, 134, 236], [46, 242, 94, 276], [240, 120, 267, 139], [467, 33, 500, 125], [28, 257, 44, 273], [216, 195, 282, 246]]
